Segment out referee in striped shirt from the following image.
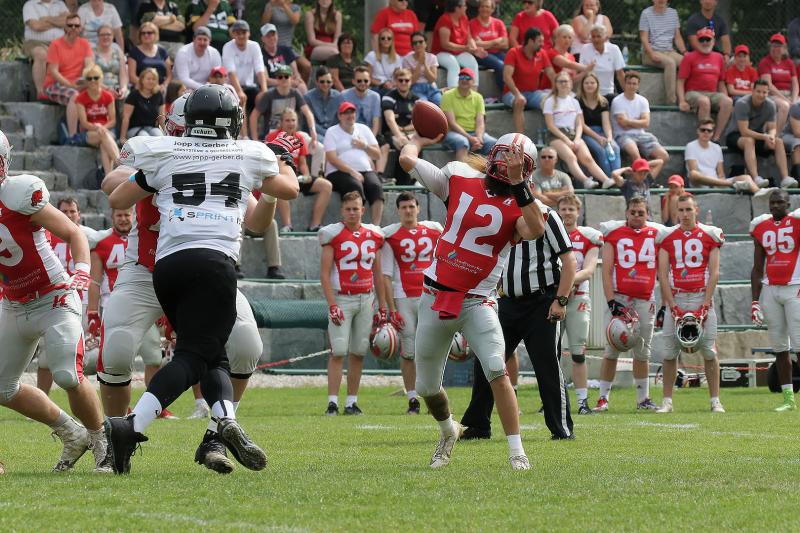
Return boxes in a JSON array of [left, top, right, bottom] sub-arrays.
[[460, 205, 577, 440]]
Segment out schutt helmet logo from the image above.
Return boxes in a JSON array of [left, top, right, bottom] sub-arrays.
[[31, 189, 43, 207]]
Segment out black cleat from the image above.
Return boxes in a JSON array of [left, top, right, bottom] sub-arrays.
[[407, 398, 421, 415], [325, 402, 339, 416], [550, 433, 576, 441], [217, 418, 267, 471], [195, 430, 234, 474], [577, 400, 594, 415], [460, 426, 491, 440], [343, 403, 363, 415], [103, 414, 148, 474]]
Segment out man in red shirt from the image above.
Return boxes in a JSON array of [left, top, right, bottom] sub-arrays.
[[677, 28, 731, 142], [502, 27, 555, 133], [758, 33, 798, 132], [509, 0, 558, 49], [371, 0, 421, 56], [725, 44, 759, 100]]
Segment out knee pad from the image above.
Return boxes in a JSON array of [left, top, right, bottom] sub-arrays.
[[52, 368, 80, 391], [227, 322, 263, 376], [0, 379, 20, 404], [480, 353, 507, 382], [99, 328, 139, 380], [571, 352, 586, 364], [415, 379, 440, 398]]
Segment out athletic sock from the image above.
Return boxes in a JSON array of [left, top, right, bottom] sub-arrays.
[[782, 384, 794, 393], [195, 398, 207, 408], [345, 395, 357, 408], [211, 400, 236, 420], [132, 391, 162, 433], [437, 415, 455, 437], [599, 380, 612, 400], [232, 401, 240, 412], [48, 410, 70, 429], [575, 388, 588, 402], [328, 395, 338, 405], [635, 378, 649, 402], [507, 434, 524, 457], [406, 390, 417, 400]]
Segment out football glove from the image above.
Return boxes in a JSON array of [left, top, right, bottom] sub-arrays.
[[87, 311, 101, 338], [751, 300, 764, 326], [607, 299, 626, 317], [373, 308, 389, 328], [68, 267, 91, 292], [267, 134, 302, 174], [389, 310, 405, 331], [655, 305, 666, 328], [329, 305, 345, 326], [156, 315, 176, 345]]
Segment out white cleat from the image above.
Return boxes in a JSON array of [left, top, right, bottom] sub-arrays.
[[188, 402, 210, 419], [711, 400, 726, 413], [510, 454, 531, 471], [52, 418, 90, 472], [430, 422, 462, 469], [655, 400, 673, 414], [89, 430, 113, 473]]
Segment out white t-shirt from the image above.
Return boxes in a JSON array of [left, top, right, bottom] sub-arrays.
[[579, 42, 625, 95], [222, 39, 265, 88], [364, 51, 404, 84], [23, 0, 69, 43], [324, 123, 379, 175], [684, 139, 724, 180], [174, 43, 222, 90], [611, 93, 650, 137], [402, 52, 439, 85], [77, 2, 122, 46], [542, 95, 582, 130]]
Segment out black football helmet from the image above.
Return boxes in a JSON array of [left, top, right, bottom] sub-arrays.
[[183, 84, 243, 139]]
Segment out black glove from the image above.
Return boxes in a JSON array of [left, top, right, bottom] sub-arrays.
[[266, 134, 302, 174], [607, 299, 626, 317], [655, 305, 666, 328]]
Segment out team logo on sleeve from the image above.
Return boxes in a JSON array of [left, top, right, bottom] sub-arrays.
[[31, 189, 43, 207]]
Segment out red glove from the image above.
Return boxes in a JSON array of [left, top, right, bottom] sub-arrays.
[[389, 310, 405, 331], [69, 268, 91, 292], [373, 308, 388, 327], [671, 305, 684, 318], [87, 311, 101, 338], [156, 315, 175, 345], [698, 304, 710, 320], [751, 301, 764, 326], [329, 305, 345, 326]]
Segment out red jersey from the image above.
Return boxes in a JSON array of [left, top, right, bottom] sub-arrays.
[[502, 46, 552, 94], [0, 175, 69, 300], [539, 48, 576, 90], [725, 64, 758, 93], [657, 223, 724, 291], [569, 226, 603, 293], [511, 9, 558, 49], [381, 221, 444, 298], [126, 196, 160, 271], [601, 220, 664, 300], [431, 13, 470, 54], [678, 50, 725, 92], [750, 212, 800, 286], [93, 229, 128, 292], [371, 7, 421, 56], [319, 222, 384, 294], [758, 56, 797, 91], [468, 17, 507, 54]]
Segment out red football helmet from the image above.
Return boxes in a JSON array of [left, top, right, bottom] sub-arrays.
[[370, 323, 399, 360], [606, 308, 641, 352]]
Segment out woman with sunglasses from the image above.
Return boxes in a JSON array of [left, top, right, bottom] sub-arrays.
[[128, 22, 172, 92], [119, 68, 165, 146], [469, 0, 508, 92], [431, 0, 481, 89], [403, 32, 441, 105], [365, 28, 404, 96], [93, 24, 128, 101], [327, 33, 360, 92], [74, 64, 120, 176], [304, 0, 341, 62]]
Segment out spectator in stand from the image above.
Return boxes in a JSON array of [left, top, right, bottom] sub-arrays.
[[539, 25, 595, 92], [431, 0, 481, 90], [304, 0, 342, 63], [610, 157, 664, 204], [509, 0, 558, 50], [639, 0, 687, 106], [128, 22, 172, 91], [724, 79, 796, 188], [327, 33, 361, 92], [371, 0, 421, 57], [165, 80, 186, 107], [267, 109, 333, 233], [502, 27, 555, 133], [134, 0, 185, 57], [250, 64, 316, 143], [403, 32, 441, 104], [578, 72, 621, 178], [685, 0, 731, 59], [469, 0, 509, 92], [789, 17, 800, 64], [93, 25, 128, 102], [686, 118, 761, 192], [324, 101, 384, 224], [260, 23, 307, 94], [758, 33, 798, 133], [223, 20, 268, 138], [381, 68, 419, 185], [530, 146, 574, 207], [75, 64, 120, 176], [579, 24, 625, 99], [441, 67, 496, 159], [261, 1, 310, 82], [783, 101, 800, 182], [677, 28, 731, 142], [23, 0, 69, 99], [612, 71, 670, 177], [725, 44, 759, 101], [365, 28, 404, 96], [44, 13, 93, 141], [186, 0, 235, 54], [119, 68, 165, 145], [570, 0, 613, 58], [542, 71, 613, 189], [173, 26, 221, 91], [305, 66, 343, 142], [660, 174, 684, 226], [78, 0, 124, 52], [341, 67, 382, 139]]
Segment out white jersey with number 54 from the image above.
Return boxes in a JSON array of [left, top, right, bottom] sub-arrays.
[[119, 136, 279, 262]]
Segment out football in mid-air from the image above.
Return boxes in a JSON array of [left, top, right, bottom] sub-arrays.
[[412, 100, 448, 140]]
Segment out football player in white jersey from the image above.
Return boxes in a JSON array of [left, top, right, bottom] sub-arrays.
[[0, 130, 112, 472], [103, 84, 299, 474]]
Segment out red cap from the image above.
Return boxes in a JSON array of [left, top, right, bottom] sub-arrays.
[[770, 33, 786, 45], [338, 101, 356, 114], [458, 67, 475, 79], [695, 27, 715, 39], [734, 44, 750, 56], [667, 175, 685, 187], [631, 158, 650, 172], [210, 66, 227, 77]]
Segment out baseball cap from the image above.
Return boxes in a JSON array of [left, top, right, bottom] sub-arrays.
[[770, 33, 786, 44], [338, 101, 356, 114], [631, 158, 650, 172], [260, 23, 278, 36], [231, 20, 250, 32], [275, 64, 293, 77], [734, 44, 750, 56], [667, 175, 685, 187], [458, 67, 475, 80], [210, 66, 227, 77], [695, 27, 715, 40], [194, 26, 211, 39]]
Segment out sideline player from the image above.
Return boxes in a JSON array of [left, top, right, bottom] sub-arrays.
[[320, 191, 386, 415], [0, 130, 111, 472], [557, 194, 602, 414], [656, 194, 725, 413], [381, 192, 443, 414], [399, 132, 546, 471], [596, 196, 664, 412], [751, 189, 800, 411], [103, 84, 299, 474]]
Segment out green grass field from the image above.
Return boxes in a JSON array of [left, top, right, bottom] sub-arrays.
[[1, 384, 798, 531]]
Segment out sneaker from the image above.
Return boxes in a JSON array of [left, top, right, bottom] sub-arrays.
[[733, 180, 751, 192], [601, 179, 616, 189], [754, 176, 770, 187], [583, 180, 599, 190], [407, 397, 420, 415], [188, 402, 210, 419], [344, 403, 363, 416], [637, 398, 659, 410], [460, 426, 491, 440], [656, 399, 673, 413], [88, 430, 113, 474], [430, 422, 462, 469], [266, 266, 285, 280], [577, 400, 593, 415], [51, 418, 90, 472], [158, 408, 179, 420], [593, 397, 609, 412], [280, 224, 293, 233], [780, 176, 799, 189], [710, 399, 726, 413], [307, 225, 321, 233], [509, 454, 531, 470], [103, 414, 148, 475], [775, 389, 796, 412], [194, 430, 234, 474], [325, 401, 339, 416], [217, 418, 267, 471]]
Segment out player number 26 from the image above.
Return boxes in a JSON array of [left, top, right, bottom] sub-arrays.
[[340, 240, 376, 270], [762, 228, 794, 254]]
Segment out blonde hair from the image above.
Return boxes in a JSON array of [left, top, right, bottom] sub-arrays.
[[375, 28, 398, 64], [465, 153, 488, 174], [139, 21, 160, 41], [578, 72, 608, 107], [557, 193, 583, 210], [83, 64, 103, 80], [392, 67, 411, 80], [137, 68, 159, 92]]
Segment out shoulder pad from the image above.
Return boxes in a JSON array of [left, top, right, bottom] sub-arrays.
[[599, 220, 625, 237], [749, 213, 773, 234], [118, 136, 174, 174], [578, 226, 603, 245], [789, 208, 800, 220], [1, 174, 50, 215], [86, 227, 112, 249], [381, 222, 401, 239], [362, 223, 384, 238], [655, 224, 680, 244], [697, 223, 725, 244], [318, 222, 344, 246], [419, 220, 444, 233], [443, 161, 482, 179]]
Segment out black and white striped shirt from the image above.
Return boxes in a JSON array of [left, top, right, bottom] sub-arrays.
[[502, 208, 573, 298]]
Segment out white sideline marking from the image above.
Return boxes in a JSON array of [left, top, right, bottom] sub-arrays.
[[634, 422, 700, 429]]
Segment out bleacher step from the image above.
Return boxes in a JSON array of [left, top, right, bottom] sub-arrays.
[[8, 169, 69, 191]]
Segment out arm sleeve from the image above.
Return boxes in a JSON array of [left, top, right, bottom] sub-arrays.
[[409, 159, 449, 201]]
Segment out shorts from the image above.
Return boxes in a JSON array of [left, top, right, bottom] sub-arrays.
[[603, 293, 656, 361], [328, 292, 375, 357], [546, 127, 577, 144], [43, 83, 78, 106], [615, 131, 663, 157], [395, 297, 420, 360], [782, 133, 800, 152], [685, 90, 729, 111], [441, 131, 496, 155], [501, 89, 549, 110], [563, 292, 591, 356], [300, 175, 318, 196], [661, 291, 718, 361], [726, 131, 773, 157], [760, 284, 800, 353], [23, 39, 49, 57]]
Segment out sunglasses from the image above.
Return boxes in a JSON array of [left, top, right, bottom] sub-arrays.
[[396, 78, 410, 83], [458, 75, 472, 81], [318, 79, 333, 84], [275, 74, 290, 79], [140, 31, 155, 36], [86, 76, 101, 81], [412, 40, 425, 45], [66, 23, 81, 28], [540, 155, 556, 159], [380, 36, 393, 41], [698, 37, 712, 43], [355, 79, 370, 84], [698, 128, 714, 133]]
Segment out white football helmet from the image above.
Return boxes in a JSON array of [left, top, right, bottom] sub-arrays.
[[370, 323, 399, 361], [606, 308, 641, 352], [0, 129, 11, 177], [448, 331, 472, 362], [486, 133, 537, 184], [163, 93, 189, 137], [675, 310, 705, 353]]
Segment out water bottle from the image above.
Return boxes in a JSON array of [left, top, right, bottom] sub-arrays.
[[605, 142, 616, 162], [537, 128, 545, 146], [622, 45, 629, 65], [705, 209, 713, 225]]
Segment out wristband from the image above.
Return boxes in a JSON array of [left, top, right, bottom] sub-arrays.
[[74, 262, 90, 274], [510, 181, 533, 207]]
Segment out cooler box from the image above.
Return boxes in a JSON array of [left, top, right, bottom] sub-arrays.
[[719, 358, 772, 388]]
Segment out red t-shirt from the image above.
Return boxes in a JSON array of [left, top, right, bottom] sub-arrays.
[[502, 46, 552, 94], [432, 13, 471, 54], [371, 7, 421, 56], [43, 36, 93, 89], [678, 50, 725, 92], [758, 56, 797, 91], [75, 89, 115, 126], [511, 9, 559, 49], [539, 47, 575, 90], [265, 130, 309, 167], [724, 64, 759, 93], [468, 17, 507, 55]]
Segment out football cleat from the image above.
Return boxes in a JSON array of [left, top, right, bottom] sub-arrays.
[[593, 397, 609, 412], [51, 418, 90, 472], [655, 399, 673, 413], [460, 426, 491, 440], [510, 454, 531, 471], [325, 401, 339, 416], [344, 403, 363, 416], [710, 399, 726, 413], [775, 390, 796, 412], [550, 433, 576, 440], [217, 418, 267, 471], [158, 408, 179, 420], [577, 400, 593, 415], [195, 431, 234, 474], [103, 414, 148, 474], [637, 398, 659, 410], [188, 402, 210, 419], [430, 422, 462, 469], [89, 430, 113, 474], [407, 397, 421, 415]]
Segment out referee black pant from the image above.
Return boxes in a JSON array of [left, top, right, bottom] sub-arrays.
[[461, 290, 573, 438]]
